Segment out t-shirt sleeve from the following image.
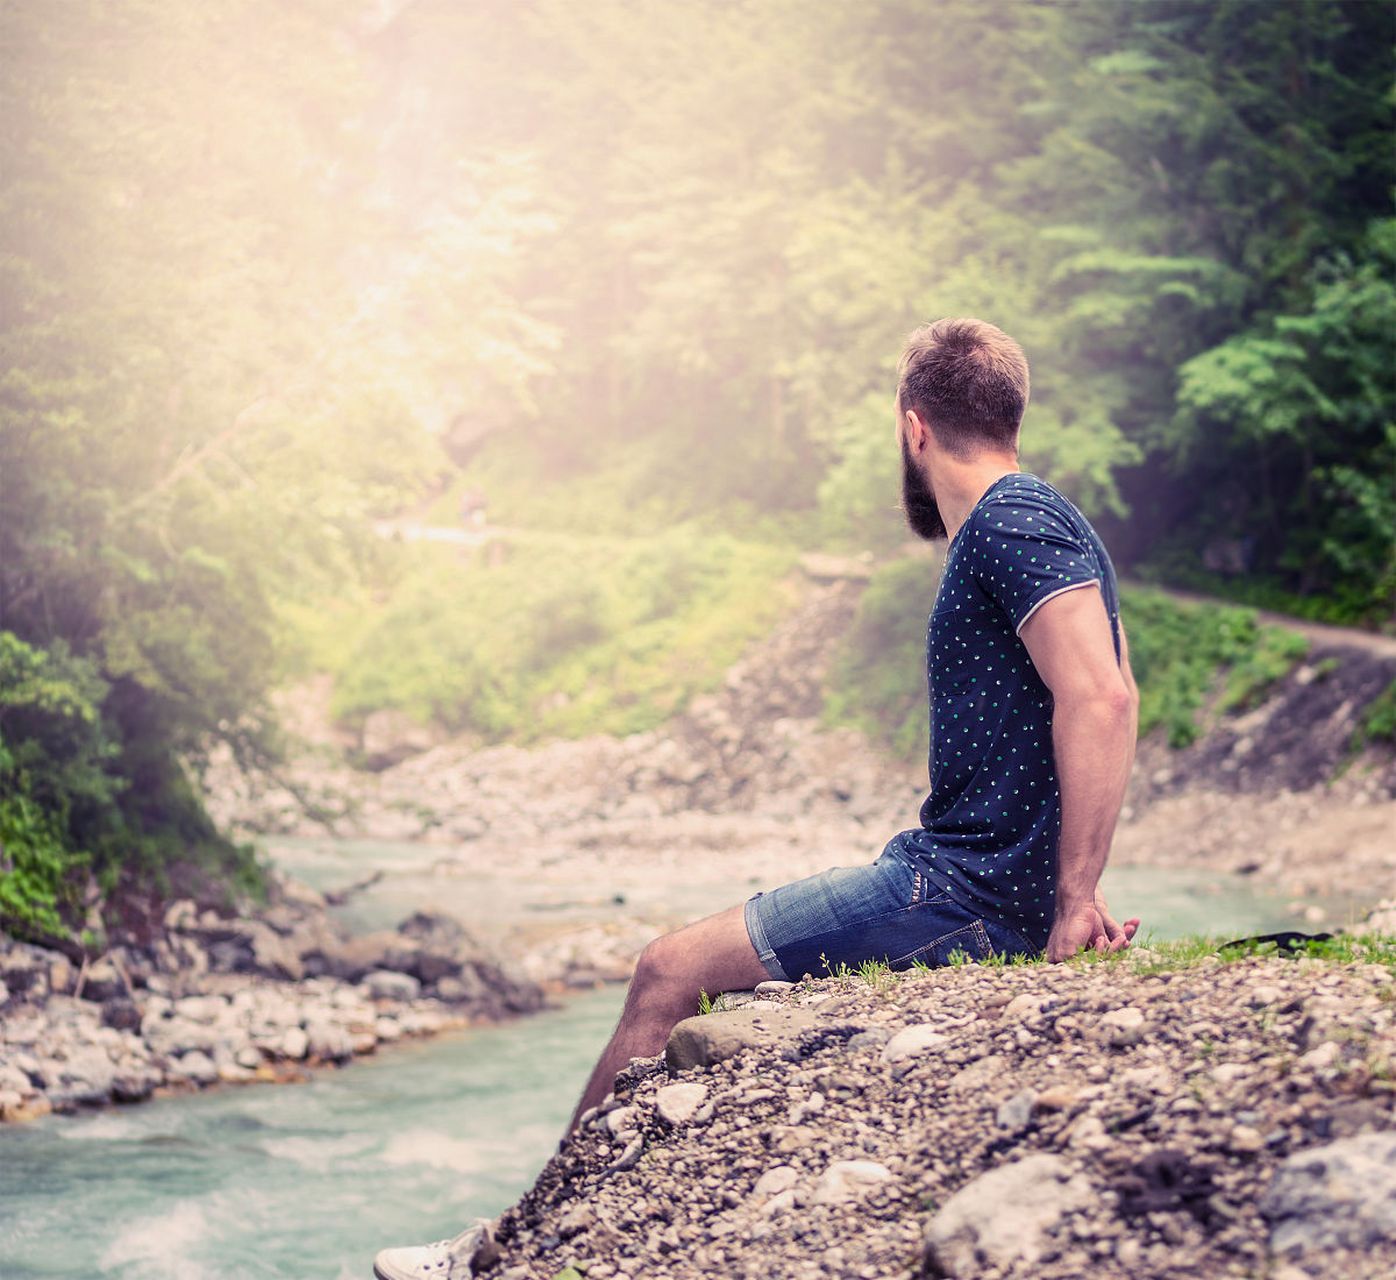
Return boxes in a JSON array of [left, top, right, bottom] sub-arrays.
[[968, 494, 1102, 634]]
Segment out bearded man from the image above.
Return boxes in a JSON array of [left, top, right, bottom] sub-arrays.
[[372, 317, 1142, 1280]]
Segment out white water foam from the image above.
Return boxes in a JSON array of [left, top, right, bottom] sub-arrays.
[[380, 1128, 483, 1174], [259, 1131, 378, 1171], [98, 1200, 213, 1279]]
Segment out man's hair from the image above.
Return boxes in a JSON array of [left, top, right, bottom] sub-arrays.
[[896, 317, 1030, 457]]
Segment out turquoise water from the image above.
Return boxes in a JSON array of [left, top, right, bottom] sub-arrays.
[[0, 986, 623, 1280], [0, 844, 1353, 1280]]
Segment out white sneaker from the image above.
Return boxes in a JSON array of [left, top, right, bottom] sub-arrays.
[[371, 1218, 495, 1280]]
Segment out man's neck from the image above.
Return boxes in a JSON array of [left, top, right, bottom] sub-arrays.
[[937, 458, 1022, 545]]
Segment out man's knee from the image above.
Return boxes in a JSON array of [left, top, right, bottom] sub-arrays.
[[630, 932, 692, 1009]]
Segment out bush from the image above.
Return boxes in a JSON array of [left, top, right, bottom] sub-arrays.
[[292, 528, 800, 743]]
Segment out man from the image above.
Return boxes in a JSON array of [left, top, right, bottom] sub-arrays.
[[371, 317, 1140, 1280]]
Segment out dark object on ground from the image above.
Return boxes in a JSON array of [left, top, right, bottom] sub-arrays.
[[1217, 931, 1334, 954], [1115, 1148, 1220, 1226]]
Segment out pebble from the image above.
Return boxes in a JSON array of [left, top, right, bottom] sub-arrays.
[[880, 1023, 951, 1066], [655, 1083, 708, 1126], [995, 1090, 1036, 1132], [812, 1160, 892, 1204], [752, 1166, 800, 1199]]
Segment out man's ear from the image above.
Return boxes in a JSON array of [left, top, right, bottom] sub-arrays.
[[904, 408, 930, 453]]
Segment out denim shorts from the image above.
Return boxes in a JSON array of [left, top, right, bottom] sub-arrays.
[[743, 840, 1039, 982]]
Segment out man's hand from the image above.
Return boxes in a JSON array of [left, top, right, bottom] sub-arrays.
[[1094, 887, 1140, 951], [1045, 892, 1140, 962]]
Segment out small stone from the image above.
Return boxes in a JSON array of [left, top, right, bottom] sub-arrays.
[[1100, 1006, 1145, 1047], [788, 1091, 825, 1125], [1228, 1125, 1265, 1154], [1299, 1042, 1341, 1070], [812, 1160, 892, 1205], [557, 1203, 595, 1239], [608, 1135, 643, 1173], [846, 1028, 891, 1052], [881, 1024, 951, 1066], [656, 1083, 708, 1126], [1036, 1086, 1080, 1111], [1002, 994, 1043, 1020], [752, 1166, 799, 1199], [947, 1054, 1007, 1093], [606, 1105, 640, 1135], [754, 980, 795, 997], [996, 1090, 1036, 1132]]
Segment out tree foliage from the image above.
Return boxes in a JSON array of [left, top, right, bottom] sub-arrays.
[[2, 0, 1391, 939]]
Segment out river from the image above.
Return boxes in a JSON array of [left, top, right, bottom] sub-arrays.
[[0, 841, 1338, 1280]]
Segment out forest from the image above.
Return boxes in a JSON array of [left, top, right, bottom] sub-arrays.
[[2, 0, 1393, 950]]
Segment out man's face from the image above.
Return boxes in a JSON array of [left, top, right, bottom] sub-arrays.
[[900, 430, 946, 541]]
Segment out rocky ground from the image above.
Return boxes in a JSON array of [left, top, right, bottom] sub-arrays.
[[477, 944, 1396, 1280], [0, 868, 543, 1124]]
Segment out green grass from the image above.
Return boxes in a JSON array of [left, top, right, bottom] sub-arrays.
[[804, 931, 1396, 987], [1122, 587, 1311, 747], [279, 525, 798, 744], [1351, 678, 1396, 751]]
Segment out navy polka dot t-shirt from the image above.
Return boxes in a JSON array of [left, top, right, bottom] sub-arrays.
[[894, 472, 1122, 949]]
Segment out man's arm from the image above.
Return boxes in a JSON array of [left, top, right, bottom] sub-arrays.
[[1019, 583, 1140, 961]]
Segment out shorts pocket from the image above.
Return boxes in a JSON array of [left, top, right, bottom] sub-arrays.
[[889, 916, 995, 969]]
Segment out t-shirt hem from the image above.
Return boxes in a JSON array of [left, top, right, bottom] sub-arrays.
[[1013, 576, 1101, 634]]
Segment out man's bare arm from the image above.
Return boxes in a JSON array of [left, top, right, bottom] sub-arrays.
[[1018, 583, 1140, 961]]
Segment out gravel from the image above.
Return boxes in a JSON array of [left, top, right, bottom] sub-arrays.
[[489, 949, 1396, 1280]]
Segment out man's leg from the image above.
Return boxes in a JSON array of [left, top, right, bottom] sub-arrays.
[[566, 901, 770, 1134]]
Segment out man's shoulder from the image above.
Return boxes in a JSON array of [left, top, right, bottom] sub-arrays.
[[980, 473, 1082, 519], [967, 474, 1092, 544]]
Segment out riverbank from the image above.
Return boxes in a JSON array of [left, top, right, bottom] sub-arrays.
[[483, 939, 1396, 1280], [0, 868, 544, 1124]]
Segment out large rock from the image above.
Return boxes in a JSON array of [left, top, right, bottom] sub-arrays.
[[361, 969, 421, 1002], [1261, 1132, 1396, 1253], [78, 959, 127, 1003], [922, 1154, 1093, 1277], [665, 1005, 820, 1074]]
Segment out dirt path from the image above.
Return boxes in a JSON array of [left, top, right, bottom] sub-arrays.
[[1130, 580, 1396, 657]]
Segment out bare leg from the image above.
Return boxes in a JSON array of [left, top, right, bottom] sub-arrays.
[[565, 901, 771, 1136]]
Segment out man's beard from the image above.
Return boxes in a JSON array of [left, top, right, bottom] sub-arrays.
[[901, 438, 946, 541]]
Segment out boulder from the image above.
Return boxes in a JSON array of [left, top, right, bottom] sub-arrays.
[[78, 958, 127, 1003], [171, 1050, 219, 1085], [1261, 1132, 1396, 1254], [922, 1154, 1093, 1277], [304, 1019, 354, 1062], [362, 969, 421, 1002], [101, 997, 143, 1033], [666, 1005, 821, 1074]]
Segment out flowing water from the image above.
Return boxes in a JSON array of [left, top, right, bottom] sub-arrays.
[[0, 840, 1354, 1280]]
